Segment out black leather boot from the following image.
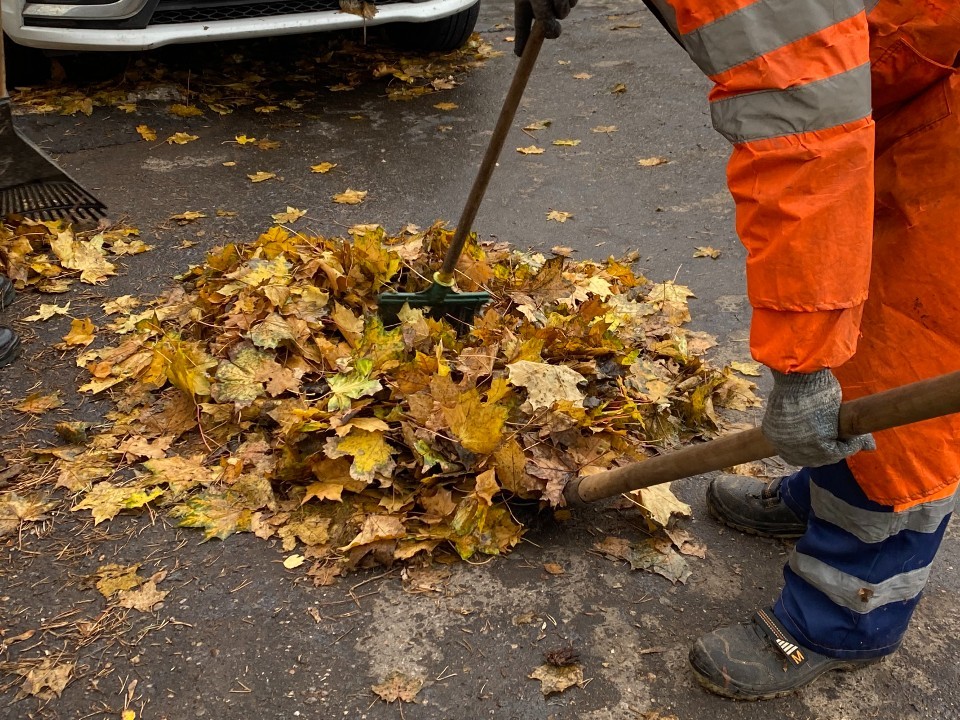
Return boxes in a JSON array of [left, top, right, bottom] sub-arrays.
[[706, 474, 806, 538], [0, 276, 20, 367], [689, 608, 882, 700], [0, 327, 19, 368], [0, 275, 13, 309]]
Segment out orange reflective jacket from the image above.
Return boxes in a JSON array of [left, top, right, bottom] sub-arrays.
[[649, 0, 960, 507]]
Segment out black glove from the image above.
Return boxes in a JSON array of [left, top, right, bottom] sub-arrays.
[[514, 0, 577, 56]]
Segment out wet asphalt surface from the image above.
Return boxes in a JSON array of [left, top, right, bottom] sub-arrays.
[[2, 1, 959, 718]]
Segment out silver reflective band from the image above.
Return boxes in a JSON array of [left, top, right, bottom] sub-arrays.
[[681, 0, 865, 76], [710, 62, 871, 143], [790, 552, 931, 614], [810, 483, 956, 545]]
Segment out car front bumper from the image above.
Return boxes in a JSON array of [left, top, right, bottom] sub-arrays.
[[1, 0, 477, 50]]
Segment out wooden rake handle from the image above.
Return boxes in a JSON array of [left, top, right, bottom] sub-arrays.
[[437, 23, 547, 283], [564, 370, 960, 505]]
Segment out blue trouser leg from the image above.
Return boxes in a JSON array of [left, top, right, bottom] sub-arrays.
[[771, 461, 956, 660]]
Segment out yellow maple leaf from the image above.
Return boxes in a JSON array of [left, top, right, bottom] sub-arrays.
[[271, 207, 307, 224], [324, 429, 396, 484], [169, 490, 254, 540], [592, 125, 618, 133], [0, 492, 56, 536], [433, 102, 458, 111], [552, 139, 581, 146], [23, 302, 70, 322], [255, 105, 279, 114], [158, 338, 217, 397], [517, 145, 545, 155], [170, 103, 203, 117], [311, 162, 337, 174], [547, 210, 573, 223], [611, 82, 627, 94], [332, 188, 367, 205], [523, 119, 552, 131], [730, 360, 762, 376], [507, 360, 586, 411], [61, 318, 96, 347], [169, 210, 206, 224], [573, 72, 593, 79], [693, 245, 721, 259], [101, 296, 140, 316], [135, 124, 156, 141], [71, 483, 164, 525], [256, 139, 282, 151], [210, 345, 269, 407], [166, 132, 199, 145], [15, 391, 63, 414], [637, 156, 670, 167], [247, 171, 277, 183], [93, 563, 142, 598], [235, 134, 257, 145], [443, 388, 508, 455], [302, 482, 344, 503], [49, 230, 116, 284], [342, 514, 406, 550]]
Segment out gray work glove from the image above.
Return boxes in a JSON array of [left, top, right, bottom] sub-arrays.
[[514, 0, 577, 57], [762, 368, 876, 467]]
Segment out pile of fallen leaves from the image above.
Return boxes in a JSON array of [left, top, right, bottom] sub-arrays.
[[0, 219, 147, 294], [25, 220, 758, 583], [12, 33, 500, 118]]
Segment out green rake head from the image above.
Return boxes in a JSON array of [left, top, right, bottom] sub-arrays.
[[378, 272, 491, 329]]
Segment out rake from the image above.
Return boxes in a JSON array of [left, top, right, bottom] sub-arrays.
[[0, 26, 106, 222], [377, 23, 547, 327], [564, 370, 960, 505]]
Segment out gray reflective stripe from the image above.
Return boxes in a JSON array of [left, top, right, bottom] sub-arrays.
[[682, 0, 865, 76], [810, 483, 956, 545], [790, 552, 931, 614], [710, 62, 871, 143]]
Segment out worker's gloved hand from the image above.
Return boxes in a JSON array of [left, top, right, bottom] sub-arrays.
[[762, 368, 876, 467], [514, 0, 577, 57]]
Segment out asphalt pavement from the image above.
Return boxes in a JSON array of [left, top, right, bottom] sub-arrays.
[[1, 0, 959, 718]]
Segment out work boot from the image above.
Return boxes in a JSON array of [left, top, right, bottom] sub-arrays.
[[0, 274, 13, 309], [0, 275, 20, 367], [689, 608, 881, 700], [706, 474, 805, 538], [0, 327, 19, 367]]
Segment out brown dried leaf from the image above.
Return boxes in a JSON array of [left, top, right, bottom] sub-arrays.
[[529, 663, 584, 695], [372, 672, 422, 703]]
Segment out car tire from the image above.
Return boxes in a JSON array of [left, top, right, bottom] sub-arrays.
[[387, 0, 480, 52]]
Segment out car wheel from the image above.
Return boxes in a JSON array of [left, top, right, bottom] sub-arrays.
[[387, 0, 480, 53]]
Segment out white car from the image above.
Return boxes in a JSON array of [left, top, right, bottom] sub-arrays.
[[1, 0, 480, 52]]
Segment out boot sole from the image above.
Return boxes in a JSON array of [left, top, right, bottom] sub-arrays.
[[705, 484, 804, 540], [693, 659, 877, 701]]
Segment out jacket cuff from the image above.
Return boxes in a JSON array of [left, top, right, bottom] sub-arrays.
[[750, 304, 865, 373]]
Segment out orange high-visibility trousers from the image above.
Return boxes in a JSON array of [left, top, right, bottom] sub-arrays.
[[645, 0, 960, 508]]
